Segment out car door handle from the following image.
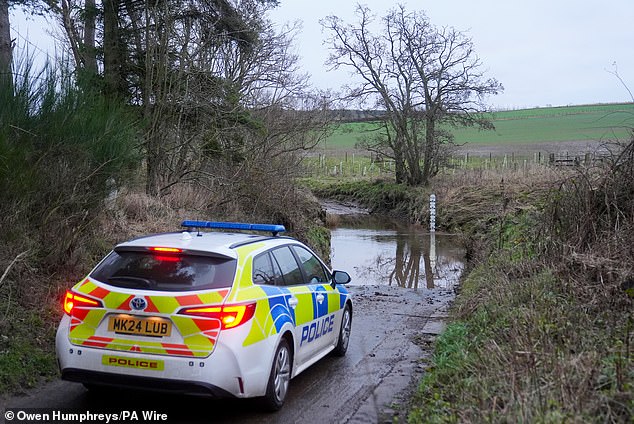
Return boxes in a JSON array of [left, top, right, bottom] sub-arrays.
[[316, 294, 325, 304], [288, 297, 299, 309]]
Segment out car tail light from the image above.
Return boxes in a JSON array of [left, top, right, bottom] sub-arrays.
[[63, 290, 103, 315], [179, 303, 256, 329]]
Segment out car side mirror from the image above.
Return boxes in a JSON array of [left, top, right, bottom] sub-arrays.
[[332, 270, 351, 285]]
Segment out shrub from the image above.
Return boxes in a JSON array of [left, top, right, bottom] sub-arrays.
[[0, 57, 139, 270]]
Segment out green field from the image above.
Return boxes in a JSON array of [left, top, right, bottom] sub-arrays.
[[323, 103, 634, 150]]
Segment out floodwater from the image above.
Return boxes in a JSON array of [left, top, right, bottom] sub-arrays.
[[329, 214, 465, 290]]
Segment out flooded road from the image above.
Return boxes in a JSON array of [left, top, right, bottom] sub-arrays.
[[2, 210, 466, 424], [331, 216, 465, 290]]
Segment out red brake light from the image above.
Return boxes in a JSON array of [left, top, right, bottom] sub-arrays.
[[179, 303, 256, 329], [63, 290, 102, 315], [153, 255, 181, 262], [149, 247, 182, 253]]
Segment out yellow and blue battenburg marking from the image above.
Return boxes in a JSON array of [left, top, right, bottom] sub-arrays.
[[242, 282, 349, 347], [263, 286, 297, 330], [313, 285, 329, 318], [336, 284, 349, 309]]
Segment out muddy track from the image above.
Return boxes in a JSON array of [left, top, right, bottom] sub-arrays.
[[1, 285, 454, 424]]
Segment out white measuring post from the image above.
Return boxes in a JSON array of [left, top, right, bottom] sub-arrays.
[[429, 193, 437, 279], [430, 231, 437, 277], [429, 193, 436, 232]]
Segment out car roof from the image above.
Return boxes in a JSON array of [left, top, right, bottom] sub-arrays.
[[116, 231, 286, 259]]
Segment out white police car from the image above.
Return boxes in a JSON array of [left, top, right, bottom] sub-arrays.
[[56, 221, 352, 410]]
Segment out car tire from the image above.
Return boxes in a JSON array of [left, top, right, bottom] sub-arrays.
[[332, 304, 351, 357], [260, 338, 292, 412]]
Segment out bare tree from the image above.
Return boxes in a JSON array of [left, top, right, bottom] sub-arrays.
[[1, 0, 52, 86], [0, 0, 11, 81], [323, 4, 502, 185], [139, 0, 330, 195], [48, 0, 327, 196]]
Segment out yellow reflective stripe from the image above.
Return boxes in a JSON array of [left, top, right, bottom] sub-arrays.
[[149, 296, 181, 313], [75, 279, 98, 294], [243, 297, 276, 346], [183, 334, 214, 350], [229, 242, 269, 297], [171, 315, 203, 336], [325, 285, 341, 314], [101, 291, 131, 309], [233, 241, 268, 258], [287, 287, 313, 325], [233, 285, 267, 302], [196, 291, 226, 305], [103, 340, 169, 355], [68, 310, 106, 339], [101, 339, 207, 357]]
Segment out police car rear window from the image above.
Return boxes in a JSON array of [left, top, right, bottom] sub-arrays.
[[90, 251, 237, 291]]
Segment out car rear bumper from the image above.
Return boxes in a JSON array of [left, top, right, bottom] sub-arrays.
[[61, 368, 234, 397], [56, 323, 274, 398]]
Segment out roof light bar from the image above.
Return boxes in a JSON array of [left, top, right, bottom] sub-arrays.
[[181, 220, 286, 235]]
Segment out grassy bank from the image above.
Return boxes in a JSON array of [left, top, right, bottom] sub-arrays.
[[307, 152, 633, 422], [409, 250, 632, 422], [403, 154, 634, 422], [304, 164, 556, 234]]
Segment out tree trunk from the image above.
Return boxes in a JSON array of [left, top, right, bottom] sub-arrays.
[[145, 133, 161, 196], [103, 0, 124, 98], [421, 114, 435, 186], [82, 0, 97, 75], [405, 135, 423, 185], [393, 134, 406, 184], [401, 119, 422, 186], [0, 0, 12, 85]]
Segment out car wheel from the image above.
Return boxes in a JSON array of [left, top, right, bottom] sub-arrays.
[[261, 338, 292, 411], [333, 304, 351, 357]]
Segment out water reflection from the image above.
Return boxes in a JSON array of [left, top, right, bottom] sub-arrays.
[[330, 216, 464, 289]]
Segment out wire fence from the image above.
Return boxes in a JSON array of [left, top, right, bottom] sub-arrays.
[[303, 150, 611, 179]]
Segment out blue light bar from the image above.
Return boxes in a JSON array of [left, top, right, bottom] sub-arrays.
[[181, 220, 286, 235]]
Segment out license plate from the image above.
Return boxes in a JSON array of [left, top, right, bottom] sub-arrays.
[[108, 315, 172, 337]]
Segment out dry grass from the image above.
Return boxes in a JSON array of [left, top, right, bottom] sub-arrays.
[[98, 187, 205, 245], [325, 213, 341, 228], [409, 143, 634, 423]]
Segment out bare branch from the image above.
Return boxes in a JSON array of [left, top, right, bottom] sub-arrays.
[[0, 250, 29, 290], [606, 61, 634, 102]]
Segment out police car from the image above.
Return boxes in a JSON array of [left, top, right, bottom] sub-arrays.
[[56, 221, 352, 410]]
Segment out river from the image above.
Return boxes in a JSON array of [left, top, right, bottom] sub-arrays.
[[328, 213, 465, 291]]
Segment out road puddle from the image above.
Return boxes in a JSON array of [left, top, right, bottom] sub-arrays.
[[329, 215, 465, 289]]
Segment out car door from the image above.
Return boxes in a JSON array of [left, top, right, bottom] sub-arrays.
[[290, 245, 341, 353], [269, 246, 316, 365]]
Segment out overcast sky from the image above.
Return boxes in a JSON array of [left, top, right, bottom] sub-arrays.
[[10, 0, 634, 110], [269, 0, 634, 109]]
